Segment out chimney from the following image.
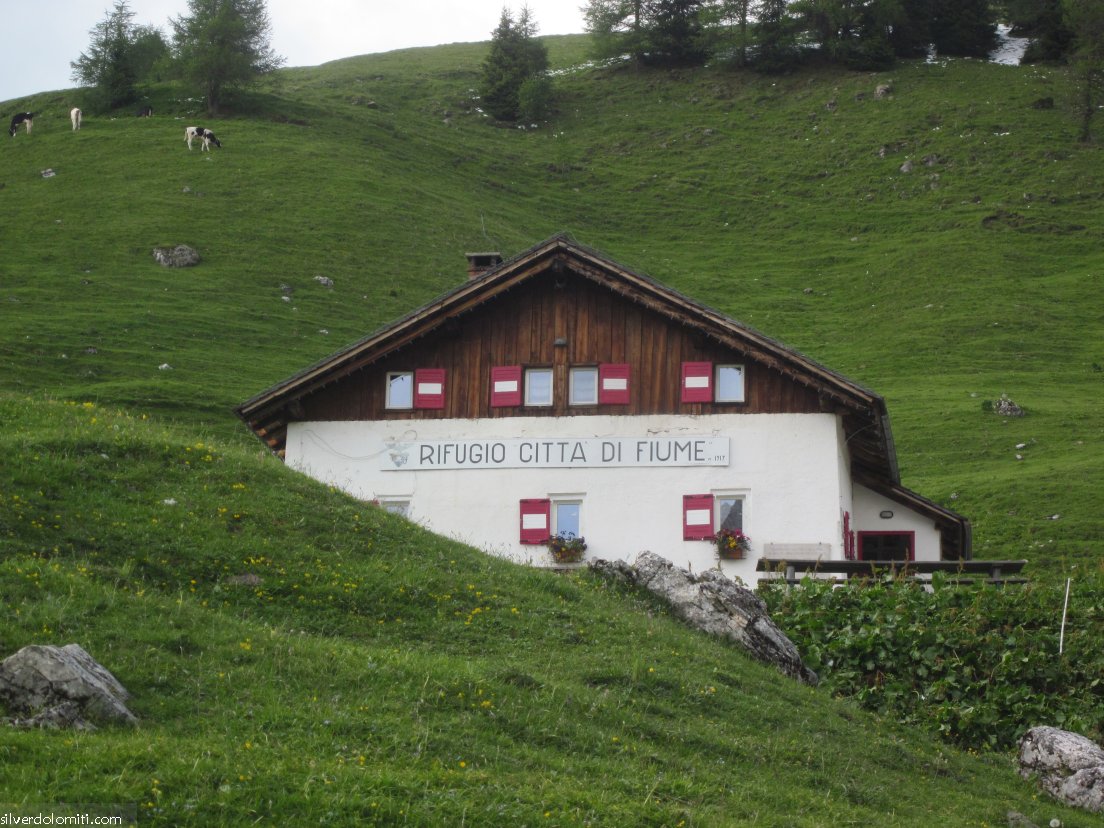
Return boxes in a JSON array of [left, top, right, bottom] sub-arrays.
[[465, 251, 502, 280]]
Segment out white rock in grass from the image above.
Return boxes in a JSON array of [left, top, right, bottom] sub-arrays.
[[0, 644, 137, 730]]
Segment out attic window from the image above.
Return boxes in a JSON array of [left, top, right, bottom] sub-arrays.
[[386, 369, 446, 409], [569, 367, 598, 406], [715, 365, 745, 403], [525, 368, 553, 407], [386, 372, 413, 409]]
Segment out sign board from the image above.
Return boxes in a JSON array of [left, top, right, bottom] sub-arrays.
[[382, 436, 729, 471]]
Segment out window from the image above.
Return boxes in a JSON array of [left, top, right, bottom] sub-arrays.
[[525, 368, 553, 407], [716, 495, 744, 532], [553, 499, 582, 538], [858, 531, 914, 562], [386, 371, 413, 409], [569, 367, 598, 406], [715, 365, 745, 403], [377, 498, 410, 517], [684, 493, 747, 540], [386, 369, 446, 410]]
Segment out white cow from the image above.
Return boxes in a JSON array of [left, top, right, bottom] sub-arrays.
[[71, 108, 82, 130], [184, 126, 222, 151]]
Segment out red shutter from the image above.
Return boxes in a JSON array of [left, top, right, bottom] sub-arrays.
[[683, 494, 714, 540], [681, 362, 713, 403], [413, 368, 446, 409], [598, 363, 630, 405], [520, 499, 551, 544], [490, 365, 523, 407]]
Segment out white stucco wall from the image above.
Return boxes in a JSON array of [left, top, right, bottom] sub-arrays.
[[286, 413, 862, 582], [852, 484, 942, 561]]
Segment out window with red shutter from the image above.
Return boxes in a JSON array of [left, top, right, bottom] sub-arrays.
[[490, 365, 523, 407], [519, 499, 551, 544], [680, 362, 713, 403], [413, 368, 446, 409], [598, 363, 630, 404], [683, 494, 714, 540]]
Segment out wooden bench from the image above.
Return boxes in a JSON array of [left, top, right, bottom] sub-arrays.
[[756, 557, 1028, 586]]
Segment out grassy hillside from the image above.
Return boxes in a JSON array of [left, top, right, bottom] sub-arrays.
[[2, 39, 1101, 572], [1, 34, 1102, 824]]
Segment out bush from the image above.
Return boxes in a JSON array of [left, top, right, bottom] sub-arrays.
[[517, 75, 554, 122], [760, 575, 1104, 751]]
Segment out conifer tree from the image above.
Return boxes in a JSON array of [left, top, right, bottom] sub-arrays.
[[171, 0, 284, 115], [480, 6, 550, 121], [71, 1, 141, 109]]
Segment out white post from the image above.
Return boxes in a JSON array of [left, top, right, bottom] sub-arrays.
[[1059, 577, 1071, 656]]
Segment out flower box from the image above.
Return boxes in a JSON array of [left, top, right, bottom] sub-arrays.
[[714, 528, 750, 561], [548, 533, 587, 564]]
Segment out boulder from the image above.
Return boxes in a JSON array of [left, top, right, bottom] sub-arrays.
[[874, 83, 893, 99], [589, 552, 818, 686], [995, 394, 1026, 417], [0, 644, 137, 730], [1019, 725, 1104, 813], [153, 244, 200, 268]]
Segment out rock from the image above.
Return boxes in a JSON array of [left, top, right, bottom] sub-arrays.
[[153, 244, 200, 268], [0, 644, 137, 730], [899, 160, 913, 173], [1019, 726, 1104, 813], [589, 552, 818, 686], [874, 83, 892, 99], [995, 394, 1025, 417], [1006, 812, 1040, 828], [313, 275, 334, 288]]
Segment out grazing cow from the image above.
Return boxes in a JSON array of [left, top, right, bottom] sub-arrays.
[[200, 129, 221, 151], [185, 126, 221, 151], [9, 112, 34, 137], [71, 108, 82, 130], [136, 105, 153, 117]]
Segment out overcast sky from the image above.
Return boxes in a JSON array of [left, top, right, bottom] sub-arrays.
[[1, 1, 585, 103]]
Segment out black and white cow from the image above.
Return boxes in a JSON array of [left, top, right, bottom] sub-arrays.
[[71, 108, 82, 130], [9, 112, 34, 137], [185, 126, 222, 151], [136, 105, 153, 117]]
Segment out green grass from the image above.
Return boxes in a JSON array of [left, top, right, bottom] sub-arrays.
[[1, 35, 1102, 824], [0, 395, 1091, 826]]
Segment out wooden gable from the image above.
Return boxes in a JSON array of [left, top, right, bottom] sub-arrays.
[[239, 235, 888, 464], [298, 270, 825, 423]]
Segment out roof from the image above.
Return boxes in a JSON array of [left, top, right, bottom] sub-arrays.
[[236, 233, 970, 555]]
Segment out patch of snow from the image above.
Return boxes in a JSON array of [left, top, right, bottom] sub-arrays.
[[990, 24, 1030, 66]]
